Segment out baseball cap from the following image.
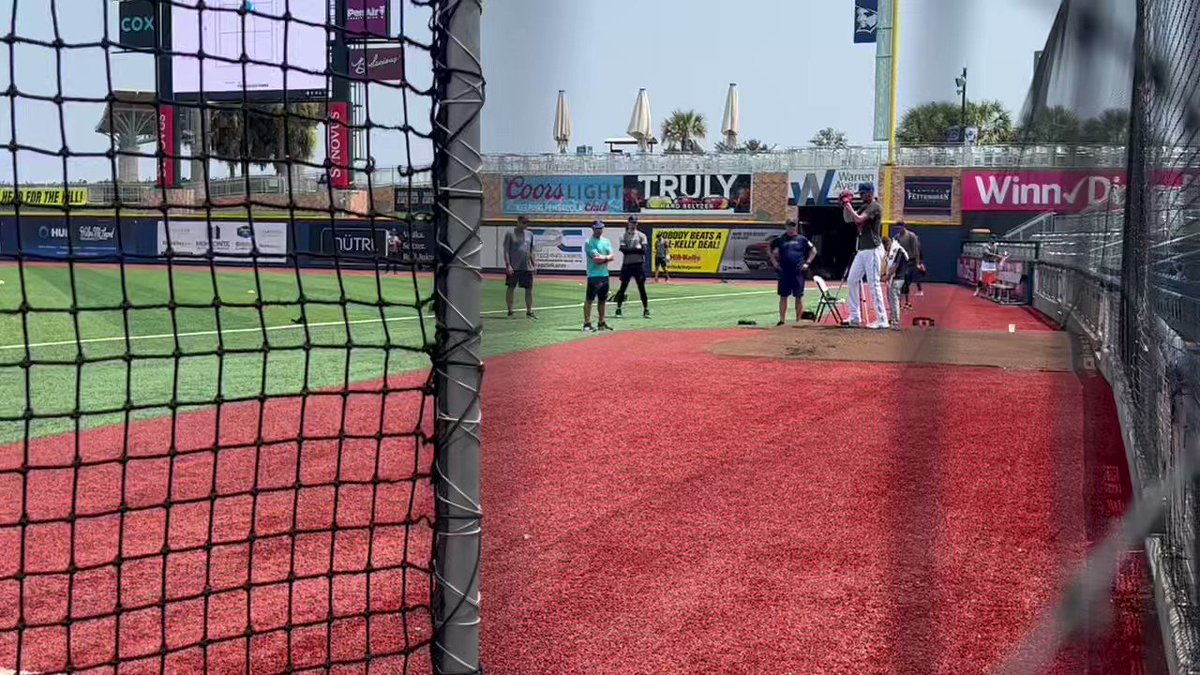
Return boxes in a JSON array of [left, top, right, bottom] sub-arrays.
[[894, 220, 907, 229], [858, 182, 875, 193], [516, 215, 530, 224], [591, 219, 605, 229]]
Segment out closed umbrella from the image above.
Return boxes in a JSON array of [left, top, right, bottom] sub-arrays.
[[721, 83, 740, 148], [627, 88, 653, 153], [553, 90, 571, 154]]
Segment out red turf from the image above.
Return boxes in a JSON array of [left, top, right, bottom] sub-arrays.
[[0, 285, 1159, 674]]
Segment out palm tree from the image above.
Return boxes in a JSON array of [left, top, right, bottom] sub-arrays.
[[1081, 108, 1130, 144], [809, 127, 847, 149], [661, 109, 707, 153], [1019, 105, 1083, 143], [714, 140, 741, 153], [896, 100, 1016, 144], [743, 139, 774, 154], [208, 103, 322, 178]]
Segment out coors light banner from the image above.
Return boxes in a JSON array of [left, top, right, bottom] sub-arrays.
[[623, 174, 752, 215], [960, 170, 1192, 212]]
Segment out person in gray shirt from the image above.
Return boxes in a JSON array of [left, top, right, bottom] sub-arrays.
[[504, 215, 537, 319]]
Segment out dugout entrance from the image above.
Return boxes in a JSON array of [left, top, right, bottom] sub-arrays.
[[798, 205, 857, 281]]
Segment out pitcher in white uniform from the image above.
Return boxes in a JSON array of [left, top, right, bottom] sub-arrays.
[[840, 182, 889, 329]]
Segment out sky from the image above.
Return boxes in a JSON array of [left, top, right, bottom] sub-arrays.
[[0, 0, 1061, 183]]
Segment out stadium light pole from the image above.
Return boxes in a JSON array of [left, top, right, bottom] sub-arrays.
[[955, 67, 968, 145]]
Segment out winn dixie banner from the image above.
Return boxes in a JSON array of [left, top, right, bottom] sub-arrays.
[[962, 169, 1191, 212]]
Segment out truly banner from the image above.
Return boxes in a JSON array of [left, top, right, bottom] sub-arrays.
[[788, 168, 880, 206], [0, 187, 89, 207], [503, 176, 624, 214], [652, 228, 730, 274], [625, 175, 752, 215]]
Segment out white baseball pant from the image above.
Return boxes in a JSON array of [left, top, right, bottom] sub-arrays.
[[847, 246, 888, 326]]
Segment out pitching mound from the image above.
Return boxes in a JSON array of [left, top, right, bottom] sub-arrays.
[[709, 324, 1072, 371]]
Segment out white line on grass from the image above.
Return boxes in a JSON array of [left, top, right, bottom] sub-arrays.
[[1, 289, 774, 351]]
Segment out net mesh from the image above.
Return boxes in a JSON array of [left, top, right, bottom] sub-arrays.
[[0, 0, 456, 672], [1013, 0, 1200, 670]]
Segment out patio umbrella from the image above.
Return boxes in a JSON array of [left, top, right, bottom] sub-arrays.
[[553, 90, 571, 153], [721, 83, 740, 148], [627, 88, 653, 153]]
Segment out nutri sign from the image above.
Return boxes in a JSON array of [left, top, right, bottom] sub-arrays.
[[327, 102, 350, 189], [348, 44, 405, 82], [503, 176, 624, 214], [624, 174, 752, 215], [962, 170, 1129, 212], [346, 0, 389, 39]]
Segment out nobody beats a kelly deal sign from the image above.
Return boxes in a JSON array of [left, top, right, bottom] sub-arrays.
[[962, 169, 1192, 212]]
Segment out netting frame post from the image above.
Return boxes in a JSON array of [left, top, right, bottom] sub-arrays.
[[431, 0, 484, 674]]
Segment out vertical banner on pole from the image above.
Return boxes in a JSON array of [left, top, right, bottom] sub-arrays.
[[156, 105, 176, 187], [873, 0, 894, 141], [327, 101, 351, 189], [854, 0, 879, 44]]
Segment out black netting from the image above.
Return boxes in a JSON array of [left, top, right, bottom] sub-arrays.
[[1016, 0, 1200, 668], [0, 0, 451, 672]]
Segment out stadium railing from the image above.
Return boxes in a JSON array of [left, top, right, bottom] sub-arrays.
[[1018, 206, 1200, 672]]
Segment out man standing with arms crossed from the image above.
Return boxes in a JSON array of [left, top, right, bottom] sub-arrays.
[[504, 215, 537, 318], [614, 216, 651, 319], [841, 182, 889, 328], [583, 219, 614, 332], [769, 219, 818, 326]]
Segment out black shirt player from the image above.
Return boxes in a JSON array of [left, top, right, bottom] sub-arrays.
[[614, 217, 651, 318]]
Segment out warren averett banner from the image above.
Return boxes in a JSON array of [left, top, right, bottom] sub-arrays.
[[503, 176, 624, 214]]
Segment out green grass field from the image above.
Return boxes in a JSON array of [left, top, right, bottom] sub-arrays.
[[0, 265, 811, 443]]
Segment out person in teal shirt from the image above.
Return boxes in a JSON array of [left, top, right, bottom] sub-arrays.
[[583, 220, 614, 332]]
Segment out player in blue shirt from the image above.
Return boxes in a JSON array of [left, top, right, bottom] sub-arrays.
[[583, 220, 615, 332], [769, 220, 818, 326]]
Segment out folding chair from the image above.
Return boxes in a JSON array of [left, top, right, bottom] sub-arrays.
[[813, 276, 845, 325]]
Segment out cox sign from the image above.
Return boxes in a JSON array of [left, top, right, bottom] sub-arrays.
[[118, 0, 157, 49]]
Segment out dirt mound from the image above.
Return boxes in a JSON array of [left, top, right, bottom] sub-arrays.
[[709, 324, 1072, 371]]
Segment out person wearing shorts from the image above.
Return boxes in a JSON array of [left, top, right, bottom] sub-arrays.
[[654, 234, 671, 282], [614, 216, 651, 319], [769, 220, 817, 326], [504, 215, 537, 318], [975, 234, 1007, 297], [583, 220, 614, 332]]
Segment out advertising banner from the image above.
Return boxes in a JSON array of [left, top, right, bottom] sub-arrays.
[[652, 228, 730, 274], [962, 170, 1127, 212], [718, 227, 786, 276], [394, 186, 435, 214], [157, 220, 288, 263], [0, 187, 89, 207], [12, 221, 119, 258], [327, 102, 351, 189], [903, 176, 954, 215], [156, 105, 175, 188], [118, 0, 157, 49], [503, 176, 624, 214], [624, 174, 752, 215], [526, 226, 591, 272], [854, 0, 879, 43], [346, 0, 390, 39], [348, 44, 404, 82], [789, 168, 880, 206]]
